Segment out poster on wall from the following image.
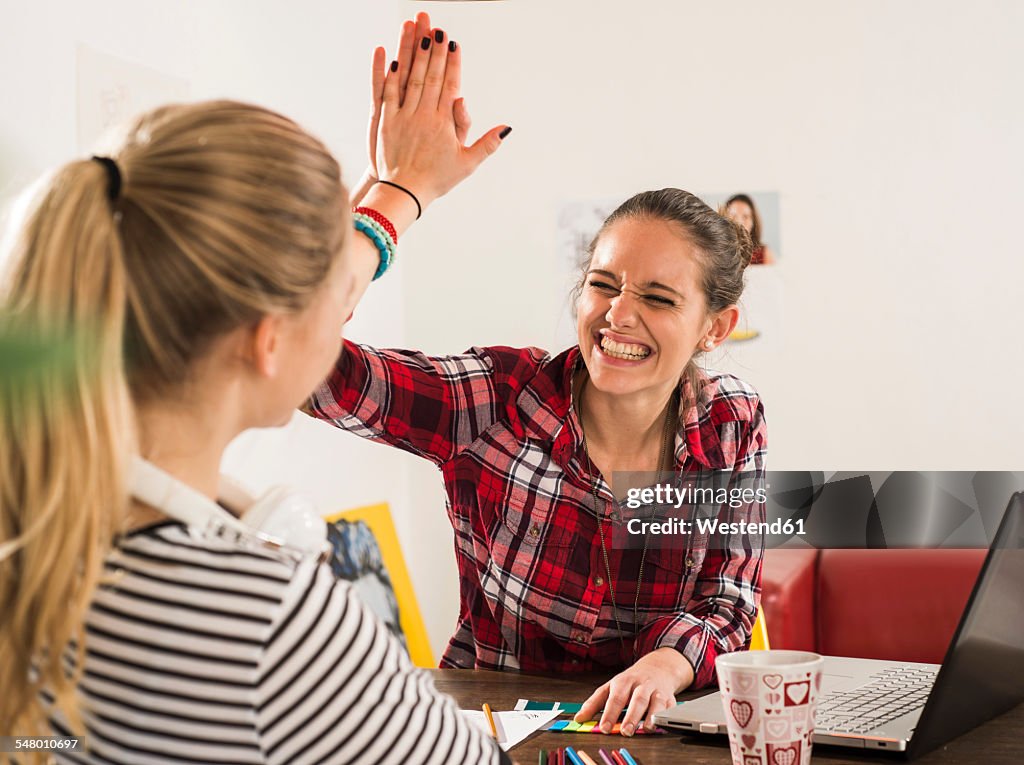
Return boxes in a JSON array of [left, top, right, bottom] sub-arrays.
[[76, 45, 189, 152], [554, 191, 783, 381]]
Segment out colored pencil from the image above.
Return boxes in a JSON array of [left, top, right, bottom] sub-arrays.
[[618, 747, 639, 765], [609, 751, 627, 765], [482, 703, 498, 740], [577, 750, 599, 765], [564, 747, 585, 765], [597, 749, 616, 765]]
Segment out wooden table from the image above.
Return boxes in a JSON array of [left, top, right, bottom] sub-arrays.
[[430, 669, 1024, 764]]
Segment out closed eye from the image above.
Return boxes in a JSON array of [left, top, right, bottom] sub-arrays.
[[588, 280, 620, 293], [644, 294, 676, 306]]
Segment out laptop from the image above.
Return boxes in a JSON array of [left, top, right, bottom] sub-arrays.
[[652, 491, 1024, 758]]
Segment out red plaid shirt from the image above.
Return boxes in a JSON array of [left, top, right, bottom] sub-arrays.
[[311, 343, 766, 689]]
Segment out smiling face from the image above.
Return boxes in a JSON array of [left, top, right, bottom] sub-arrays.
[[576, 216, 713, 400]]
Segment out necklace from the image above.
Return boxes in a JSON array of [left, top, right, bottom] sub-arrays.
[[576, 379, 678, 663]]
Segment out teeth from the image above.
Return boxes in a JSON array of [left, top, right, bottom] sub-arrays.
[[600, 335, 650, 360]]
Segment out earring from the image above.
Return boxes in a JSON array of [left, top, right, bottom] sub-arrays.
[[704, 339, 714, 350]]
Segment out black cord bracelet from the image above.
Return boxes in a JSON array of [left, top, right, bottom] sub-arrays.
[[377, 180, 422, 220]]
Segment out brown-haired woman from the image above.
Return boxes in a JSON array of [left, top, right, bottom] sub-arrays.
[[310, 188, 767, 735], [0, 16, 512, 765], [724, 193, 776, 265]]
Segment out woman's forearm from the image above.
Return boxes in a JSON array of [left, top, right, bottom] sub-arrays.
[[347, 181, 424, 303]]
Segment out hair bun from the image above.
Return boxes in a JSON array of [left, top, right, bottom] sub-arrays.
[[734, 220, 754, 270]]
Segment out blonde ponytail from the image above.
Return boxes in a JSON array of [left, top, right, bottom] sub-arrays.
[[0, 159, 134, 744], [0, 101, 347, 754]]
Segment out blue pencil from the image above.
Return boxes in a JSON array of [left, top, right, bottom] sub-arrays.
[[618, 747, 639, 765], [564, 747, 586, 765]]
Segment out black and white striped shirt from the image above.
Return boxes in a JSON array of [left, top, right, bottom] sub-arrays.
[[45, 521, 507, 765]]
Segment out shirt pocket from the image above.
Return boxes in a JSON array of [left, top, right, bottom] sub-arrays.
[[637, 525, 709, 615], [482, 488, 576, 628], [491, 488, 572, 568]]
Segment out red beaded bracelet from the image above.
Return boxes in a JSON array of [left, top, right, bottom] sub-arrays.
[[353, 206, 398, 245]]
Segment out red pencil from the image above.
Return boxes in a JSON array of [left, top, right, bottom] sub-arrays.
[[610, 751, 627, 765]]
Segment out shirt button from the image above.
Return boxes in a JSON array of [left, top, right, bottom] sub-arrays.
[[529, 525, 540, 538], [572, 632, 587, 644], [571, 659, 580, 666], [686, 557, 695, 569], [593, 576, 604, 587], [610, 511, 621, 522]]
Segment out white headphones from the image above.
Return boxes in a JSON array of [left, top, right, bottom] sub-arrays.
[[130, 457, 329, 556]]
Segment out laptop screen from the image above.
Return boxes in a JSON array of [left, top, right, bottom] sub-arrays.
[[908, 492, 1024, 758]]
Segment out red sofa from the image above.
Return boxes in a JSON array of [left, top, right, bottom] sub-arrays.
[[760, 548, 987, 664]]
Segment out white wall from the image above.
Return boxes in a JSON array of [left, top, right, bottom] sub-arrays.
[[3, 0, 1023, 659], [392, 0, 1024, 655]]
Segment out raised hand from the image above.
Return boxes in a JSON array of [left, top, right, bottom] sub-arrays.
[[374, 19, 509, 209], [367, 13, 432, 179]]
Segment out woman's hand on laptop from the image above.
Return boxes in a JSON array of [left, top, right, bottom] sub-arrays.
[[574, 648, 694, 736]]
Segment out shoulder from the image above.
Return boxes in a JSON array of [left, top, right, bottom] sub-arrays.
[[469, 345, 552, 376], [468, 345, 572, 399], [700, 370, 764, 425], [112, 521, 324, 610]]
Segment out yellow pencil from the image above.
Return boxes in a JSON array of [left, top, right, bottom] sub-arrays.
[[482, 703, 498, 739]]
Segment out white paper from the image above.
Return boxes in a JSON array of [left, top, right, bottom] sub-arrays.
[[461, 709, 561, 751], [76, 45, 189, 152]]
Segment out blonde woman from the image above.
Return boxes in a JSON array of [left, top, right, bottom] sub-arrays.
[[0, 15, 511, 765]]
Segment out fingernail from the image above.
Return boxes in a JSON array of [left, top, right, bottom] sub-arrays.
[[434, 29, 444, 43], [420, 36, 430, 50], [623, 723, 635, 736], [600, 723, 611, 734], [448, 40, 457, 53], [390, 60, 398, 72], [499, 126, 512, 140]]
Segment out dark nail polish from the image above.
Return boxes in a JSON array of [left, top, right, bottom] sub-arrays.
[[434, 29, 444, 43], [448, 40, 457, 53], [499, 126, 512, 140], [420, 36, 430, 50], [390, 60, 398, 72]]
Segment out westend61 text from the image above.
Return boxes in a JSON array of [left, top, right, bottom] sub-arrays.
[[626, 517, 807, 536]]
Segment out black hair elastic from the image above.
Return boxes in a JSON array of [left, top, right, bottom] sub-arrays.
[[91, 156, 122, 201]]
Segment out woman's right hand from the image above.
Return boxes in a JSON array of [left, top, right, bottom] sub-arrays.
[[374, 18, 510, 210]]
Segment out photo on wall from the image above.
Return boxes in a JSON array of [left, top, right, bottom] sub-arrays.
[[554, 191, 782, 359]]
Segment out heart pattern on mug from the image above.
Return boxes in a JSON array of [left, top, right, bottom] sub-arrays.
[[736, 673, 757, 694], [766, 719, 789, 739], [785, 681, 810, 705], [763, 674, 783, 689], [815, 671, 822, 691], [767, 692, 782, 705], [772, 746, 798, 765], [742, 734, 757, 749], [731, 700, 754, 728]]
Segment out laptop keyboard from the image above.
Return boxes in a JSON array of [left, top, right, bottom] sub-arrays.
[[815, 665, 938, 735]]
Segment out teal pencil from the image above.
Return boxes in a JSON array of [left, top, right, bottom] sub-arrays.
[[618, 747, 639, 765]]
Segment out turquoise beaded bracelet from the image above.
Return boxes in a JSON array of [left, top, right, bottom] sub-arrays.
[[353, 219, 393, 280]]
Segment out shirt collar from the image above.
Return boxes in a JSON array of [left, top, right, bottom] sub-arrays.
[[516, 347, 734, 473]]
